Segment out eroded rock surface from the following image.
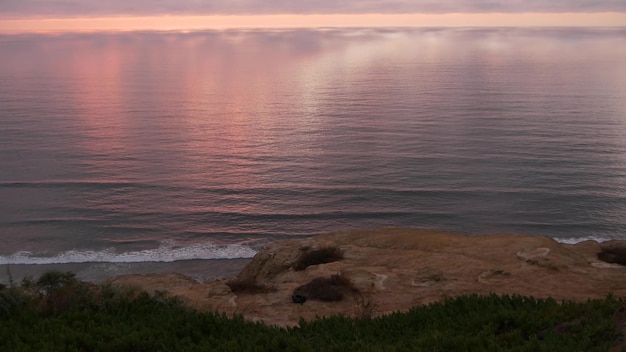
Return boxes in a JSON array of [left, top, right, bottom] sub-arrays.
[[107, 228, 626, 327]]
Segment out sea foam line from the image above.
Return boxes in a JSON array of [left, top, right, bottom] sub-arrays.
[[0, 242, 257, 265], [554, 235, 614, 244]]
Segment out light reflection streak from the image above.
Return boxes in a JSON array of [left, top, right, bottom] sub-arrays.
[[9, 29, 626, 191], [65, 39, 129, 162]]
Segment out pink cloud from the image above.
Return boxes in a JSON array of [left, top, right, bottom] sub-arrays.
[[1, 0, 625, 18]]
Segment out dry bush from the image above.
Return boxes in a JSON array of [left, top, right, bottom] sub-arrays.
[[598, 247, 626, 266], [226, 279, 275, 294], [292, 274, 358, 302], [294, 246, 344, 271], [354, 293, 378, 319]]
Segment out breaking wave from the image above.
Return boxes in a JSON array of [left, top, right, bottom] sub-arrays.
[[0, 242, 257, 265], [554, 235, 614, 244]]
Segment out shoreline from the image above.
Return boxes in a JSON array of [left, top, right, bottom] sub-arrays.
[[0, 258, 251, 285], [0, 230, 617, 286], [5, 228, 626, 327], [99, 228, 626, 327]]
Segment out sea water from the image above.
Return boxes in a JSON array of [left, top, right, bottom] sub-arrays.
[[1, 28, 625, 282]]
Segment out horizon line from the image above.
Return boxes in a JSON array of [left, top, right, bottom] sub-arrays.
[[1, 12, 625, 33]]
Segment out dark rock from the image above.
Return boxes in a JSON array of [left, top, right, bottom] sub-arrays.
[[292, 294, 307, 304]]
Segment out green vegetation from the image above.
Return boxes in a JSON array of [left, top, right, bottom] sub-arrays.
[[294, 246, 344, 271], [0, 271, 624, 351]]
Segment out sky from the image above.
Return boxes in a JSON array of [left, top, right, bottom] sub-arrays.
[[0, 0, 625, 32]]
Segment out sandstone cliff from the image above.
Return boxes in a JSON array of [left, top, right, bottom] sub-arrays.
[[107, 228, 626, 327]]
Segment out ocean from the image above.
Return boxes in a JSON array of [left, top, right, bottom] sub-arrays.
[[1, 27, 625, 283]]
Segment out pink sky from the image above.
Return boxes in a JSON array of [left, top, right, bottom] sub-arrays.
[[1, 13, 625, 33], [1, 0, 625, 33]]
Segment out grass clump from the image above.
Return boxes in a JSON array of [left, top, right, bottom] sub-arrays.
[[226, 279, 276, 294], [294, 246, 344, 271]]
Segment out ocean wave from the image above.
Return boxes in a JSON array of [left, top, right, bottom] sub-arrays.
[[0, 242, 257, 265], [554, 235, 614, 244]]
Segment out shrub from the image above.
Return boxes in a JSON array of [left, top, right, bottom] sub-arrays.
[[20, 276, 35, 289], [292, 274, 358, 302], [36, 271, 78, 292], [293, 246, 344, 271], [0, 287, 29, 317], [34, 271, 93, 313], [226, 279, 276, 294]]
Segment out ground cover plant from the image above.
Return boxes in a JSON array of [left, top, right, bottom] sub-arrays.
[[0, 271, 624, 351]]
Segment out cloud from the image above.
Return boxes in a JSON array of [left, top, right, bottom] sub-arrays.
[[1, 0, 625, 17]]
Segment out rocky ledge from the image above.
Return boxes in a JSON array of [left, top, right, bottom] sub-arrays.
[[107, 228, 626, 327]]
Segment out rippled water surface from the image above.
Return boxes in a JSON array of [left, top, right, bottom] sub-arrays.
[[1, 28, 626, 279]]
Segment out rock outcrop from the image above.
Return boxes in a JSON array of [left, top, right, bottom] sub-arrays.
[[107, 228, 626, 327]]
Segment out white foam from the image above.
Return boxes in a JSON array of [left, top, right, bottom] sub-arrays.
[[0, 242, 257, 265], [554, 235, 615, 244]]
